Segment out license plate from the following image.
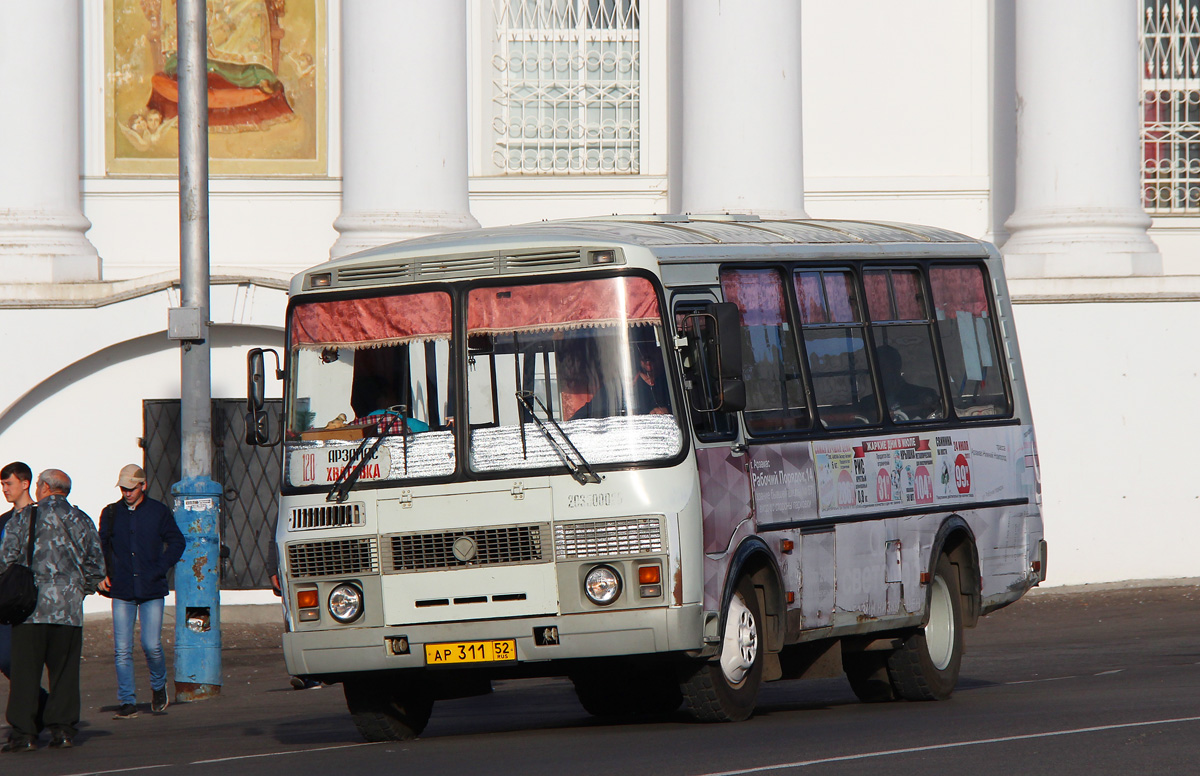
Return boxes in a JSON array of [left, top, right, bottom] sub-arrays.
[[424, 639, 517, 665]]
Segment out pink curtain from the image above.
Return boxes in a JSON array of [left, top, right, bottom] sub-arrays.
[[720, 269, 785, 326], [795, 270, 860, 325], [467, 277, 661, 334], [864, 269, 924, 321], [290, 292, 452, 349], [929, 266, 988, 317]]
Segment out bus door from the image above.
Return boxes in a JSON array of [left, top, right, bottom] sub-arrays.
[[673, 292, 752, 611]]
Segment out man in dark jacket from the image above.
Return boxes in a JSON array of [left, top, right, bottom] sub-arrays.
[[97, 464, 185, 720]]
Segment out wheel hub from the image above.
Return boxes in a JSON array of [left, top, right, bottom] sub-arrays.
[[720, 591, 758, 685]]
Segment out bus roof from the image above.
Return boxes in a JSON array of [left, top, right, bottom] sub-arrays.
[[295, 215, 993, 295]]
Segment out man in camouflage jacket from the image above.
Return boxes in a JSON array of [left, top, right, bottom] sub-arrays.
[[0, 469, 105, 752]]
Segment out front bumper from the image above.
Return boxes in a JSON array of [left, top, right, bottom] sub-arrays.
[[283, 603, 704, 677]]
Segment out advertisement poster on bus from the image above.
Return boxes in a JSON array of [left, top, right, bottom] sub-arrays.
[[749, 444, 818, 526], [813, 429, 1011, 518], [813, 439, 856, 512]]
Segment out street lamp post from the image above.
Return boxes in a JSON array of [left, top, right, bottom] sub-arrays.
[[168, 0, 223, 702]]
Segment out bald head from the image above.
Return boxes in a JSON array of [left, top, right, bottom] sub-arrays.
[[37, 469, 71, 497]]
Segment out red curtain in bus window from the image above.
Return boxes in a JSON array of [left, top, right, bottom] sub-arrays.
[[720, 269, 786, 325], [929, 266, 988, 317], [467, 277, 661, 334], [864, 269, 924, 321], [289, 292, 452, 349], [794, 272, 826, 324]]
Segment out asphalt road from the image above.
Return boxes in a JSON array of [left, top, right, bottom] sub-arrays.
[[3, 583, 1199, 776]]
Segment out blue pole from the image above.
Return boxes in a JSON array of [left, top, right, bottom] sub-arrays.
[[172, 477, 223, 701]]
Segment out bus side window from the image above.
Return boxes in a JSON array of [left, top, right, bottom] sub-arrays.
[[674, 307, 737, 441], [928, 265, 1011, 418], [794, 269, 879, 429], [718, 269, 809, 435], [863, 268, 947, 424]]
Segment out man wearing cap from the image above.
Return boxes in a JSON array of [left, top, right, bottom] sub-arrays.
[[98, 465, 185, 720]]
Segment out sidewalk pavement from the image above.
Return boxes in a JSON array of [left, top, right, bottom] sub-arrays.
[[0, 605, 301, 745]]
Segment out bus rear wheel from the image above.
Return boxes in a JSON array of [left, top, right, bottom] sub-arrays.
[[886, 554, 964, 701], [681, 576, 763, 722], [343, 675, 434, 741]]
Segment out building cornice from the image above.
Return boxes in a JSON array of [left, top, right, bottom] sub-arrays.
[[0, 272, 290, 309], [1008, 275, 1200, 304]]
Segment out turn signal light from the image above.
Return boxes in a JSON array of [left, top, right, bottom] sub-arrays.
[[297, 589, 319, 608], [638, 565, 660, 584]]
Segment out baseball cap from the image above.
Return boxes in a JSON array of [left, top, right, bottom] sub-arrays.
[[116, 464, 146, 489]]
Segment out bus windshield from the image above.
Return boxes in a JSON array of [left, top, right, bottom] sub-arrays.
[[284, 290, 456, 487], [466, 276, 683, 474], [281, 276, 683, 489]]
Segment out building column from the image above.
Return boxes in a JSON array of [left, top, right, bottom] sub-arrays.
[[331, 0, 478, 258], [0, 4, 99, 282], [678, 0, 806, 219], [1002, 0, 1160, 277]]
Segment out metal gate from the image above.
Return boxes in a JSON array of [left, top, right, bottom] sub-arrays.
[[142, 399, 283, 589]]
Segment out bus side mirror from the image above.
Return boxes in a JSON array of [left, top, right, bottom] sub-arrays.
[[247, 348, 267, 412], [707, 303, 747, 412], [246, 348, 283, 447]]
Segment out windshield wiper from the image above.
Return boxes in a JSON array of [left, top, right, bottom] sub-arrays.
[[516, 391, 601, 485], [326, 433, 387, 503]]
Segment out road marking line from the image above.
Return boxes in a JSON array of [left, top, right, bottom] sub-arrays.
[[61, 765, 172, 776], [695, 715, 1200, 775], [190, 742, 378, 765], [1095, 669, 1124, 676], [1005, 675, 1076, 684]]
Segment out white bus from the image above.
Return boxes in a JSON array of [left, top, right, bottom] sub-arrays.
[[246, 215, 1046, 740]]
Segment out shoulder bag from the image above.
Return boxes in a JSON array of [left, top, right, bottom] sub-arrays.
[[0, 506, 39, 625]]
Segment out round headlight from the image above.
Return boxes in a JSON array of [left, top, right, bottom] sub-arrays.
[[328, 583, 364, 623], [584, 565, 622, 606]]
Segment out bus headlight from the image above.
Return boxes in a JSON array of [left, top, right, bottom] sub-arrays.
[[583, 565, 622, 606], [328, 583, 364, 623]]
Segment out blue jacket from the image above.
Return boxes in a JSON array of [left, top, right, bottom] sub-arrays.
[[99, 496, 186, 601]]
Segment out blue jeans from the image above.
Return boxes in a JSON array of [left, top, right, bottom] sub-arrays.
[[112, 597, 167, 705]]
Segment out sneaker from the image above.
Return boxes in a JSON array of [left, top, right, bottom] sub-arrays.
[[152, 687, 169, 713], [1, 737, 36, 753], [49, 732, 73, 749], [112, 704, 139, 720], [290, 676, 321, 690]]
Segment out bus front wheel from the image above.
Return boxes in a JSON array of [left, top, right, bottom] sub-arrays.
[[343, 674, 434, 741], [681, 576, 763, 722], [886, 554, 964, 700]]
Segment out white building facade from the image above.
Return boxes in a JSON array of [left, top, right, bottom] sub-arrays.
[[0, 0, 1195, 593]]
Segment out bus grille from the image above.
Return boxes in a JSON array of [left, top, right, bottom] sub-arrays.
[[554, 516, 664, 559], [287, 537, 379, 578], [385, 524, 549, 572], [289, 503, 364, 531]]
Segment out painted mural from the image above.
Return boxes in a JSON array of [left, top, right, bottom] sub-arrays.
[[106, 0, 326, 175]]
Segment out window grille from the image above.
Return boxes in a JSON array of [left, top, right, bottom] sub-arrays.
[[491, 0, 640, 174], [1142, 0, 1200, 213]]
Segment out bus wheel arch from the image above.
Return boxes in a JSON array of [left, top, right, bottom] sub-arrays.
[[932, 516, 982, 629], [681, 540, 783, 722]]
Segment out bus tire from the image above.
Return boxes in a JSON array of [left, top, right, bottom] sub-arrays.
[[886, 554, 963, 701], [842, 651, 897, 703], [681, 576, 763, 722], [343, 676, 434, 741]]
